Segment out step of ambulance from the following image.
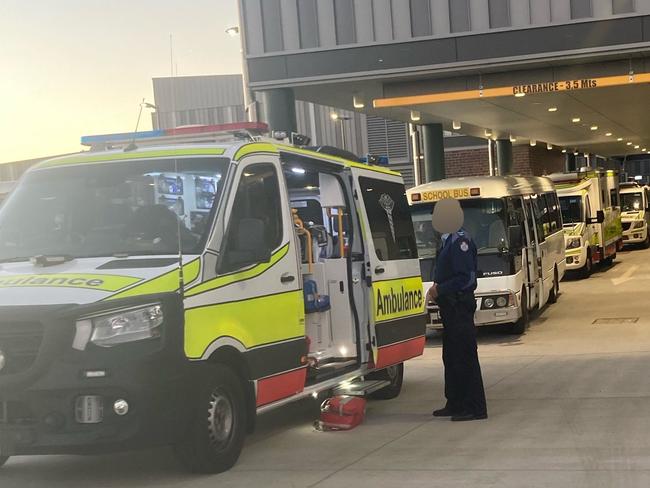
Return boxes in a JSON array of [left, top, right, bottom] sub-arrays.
[[332, 379, 391, 397]]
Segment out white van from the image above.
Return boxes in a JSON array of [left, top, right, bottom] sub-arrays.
[[0, 125, 426, 473], [407, 176, 566, 334]]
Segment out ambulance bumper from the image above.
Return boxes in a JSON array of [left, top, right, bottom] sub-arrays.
[[0, 294, 192, 456], [622, 226, 647, 244], [565, 247, 587, 270]]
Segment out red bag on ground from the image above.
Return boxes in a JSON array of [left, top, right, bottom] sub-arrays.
[[318, 396, 367, 431]]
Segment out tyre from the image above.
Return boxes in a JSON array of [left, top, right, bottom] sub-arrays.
[[548, 269, 559, 304], [174, 364, 247, 474], [603, 253, 616, 267], [579, 252, 593, 279], [508, 289, 529, 335], [367, 363, 404, 400], [643, 233, 650, 249], [0, 456, 8, 468]]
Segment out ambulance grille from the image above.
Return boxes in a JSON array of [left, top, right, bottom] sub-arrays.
[[0, 322, 44, 376], [622, 222, 632, 231]]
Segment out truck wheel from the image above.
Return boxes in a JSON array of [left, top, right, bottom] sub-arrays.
[[174, 364, 247, 474], [508, 289, 528, 335], [367, 363, 404, 400], [0, 456, 8, 468], [644, 233, 650, 249], [579, 252, 593, 279]]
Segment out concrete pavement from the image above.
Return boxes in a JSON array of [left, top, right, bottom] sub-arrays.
[[3, 247, 650, 487]]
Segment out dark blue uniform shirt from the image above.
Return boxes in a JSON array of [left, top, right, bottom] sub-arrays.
[[434, 228, 478, 297]]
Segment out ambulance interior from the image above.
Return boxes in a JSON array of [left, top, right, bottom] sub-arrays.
[[283, 163, 359, 382]]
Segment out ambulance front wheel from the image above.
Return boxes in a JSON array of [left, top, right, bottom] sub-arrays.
[[174, 364, 247, 474], [643, 233, 650, 249], [0, 456, 9, 468], [368, 363, 404, 400]]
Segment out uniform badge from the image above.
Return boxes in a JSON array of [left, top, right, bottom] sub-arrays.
[[460, 241, 469, 252]]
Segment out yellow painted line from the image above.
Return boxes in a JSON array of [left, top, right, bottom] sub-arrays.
[[280, 145, 400, 176], [185, 244, 289, 297], [234, 142, 278, 160], [36, 148, 227, 169], [106, 259, 201, 300], [374, 73, 650, 108]]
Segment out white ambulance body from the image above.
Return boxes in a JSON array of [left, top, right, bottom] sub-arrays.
[[620, 182, 650, 247]]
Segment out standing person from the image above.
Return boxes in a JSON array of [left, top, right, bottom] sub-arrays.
[[427, 198, 487, 422]]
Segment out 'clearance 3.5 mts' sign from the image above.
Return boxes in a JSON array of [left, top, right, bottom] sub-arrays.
[[373, 73, 650, 108]]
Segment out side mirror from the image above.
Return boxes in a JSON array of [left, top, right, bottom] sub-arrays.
[[588, 210, 605, 224], [508, 225, 523, 250], [222, 218, 272, 271]]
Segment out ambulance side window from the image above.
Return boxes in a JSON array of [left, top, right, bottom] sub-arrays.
[[358, 177, 417, 261], [220, 164, 283, 273]]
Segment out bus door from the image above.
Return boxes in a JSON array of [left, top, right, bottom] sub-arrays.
[[522, 196, 543, 308], [350, 167, 426, 369]]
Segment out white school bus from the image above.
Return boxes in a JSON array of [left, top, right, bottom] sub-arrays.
[[407, 176, 566, 334]]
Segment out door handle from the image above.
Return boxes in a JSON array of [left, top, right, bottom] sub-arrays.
[[280, 274, 295, 284], [374, 266, 385, 275]]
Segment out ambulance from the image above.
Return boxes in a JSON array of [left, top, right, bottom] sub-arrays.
[[549, 169, 623, 278], [407, 176, 565, 335], [0, 123, 426, 473], [619, 182, 650, 248]]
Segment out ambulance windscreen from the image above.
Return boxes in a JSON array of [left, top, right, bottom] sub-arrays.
[[0, 157, 228, 263], [620, 192, 643, 212]]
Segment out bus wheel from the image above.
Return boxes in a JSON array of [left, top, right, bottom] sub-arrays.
[[174, 364, 247, 474], [548, 269, 559, 304], [367, 363, 404, 400], [579, 252, 593, 279], [509, 289, 529, 335], [0, 456, 9, 468]]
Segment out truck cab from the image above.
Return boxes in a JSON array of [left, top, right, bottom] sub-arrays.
[[619, 182, 650, 248], [0, 125, 426, 473]]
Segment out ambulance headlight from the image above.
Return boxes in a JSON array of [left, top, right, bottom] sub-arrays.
[[483, 298, 495, 309], [632, 220, 645, 229], [496, 296, 508, 308], [566, 237, 581, 249], [80, 304, 164, 348]]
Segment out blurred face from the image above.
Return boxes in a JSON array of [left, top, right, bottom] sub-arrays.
[[431, 198, 464, 234]]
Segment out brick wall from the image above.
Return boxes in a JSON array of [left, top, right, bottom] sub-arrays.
[[443, 144, 565, 178]]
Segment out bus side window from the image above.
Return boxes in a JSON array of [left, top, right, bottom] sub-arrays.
[[531, 195, 547, 241], [507, 197, 527, 248], [544, 192, 561, 233]]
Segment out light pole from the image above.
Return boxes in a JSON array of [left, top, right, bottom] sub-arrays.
[[331, 113, 351, 150], [226, 24, 257, 122]]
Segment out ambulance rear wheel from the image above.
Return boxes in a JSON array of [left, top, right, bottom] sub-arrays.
[[174, 364, 247, 474], [368, 363, 404, 400], [0, 456, 9, 468]]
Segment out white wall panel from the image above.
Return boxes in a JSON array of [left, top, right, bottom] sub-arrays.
[[317, 0, 337, 47], [470, 0, 490, 31], [550, 0, 571, 21], [355, 0, 375, 42], [431, 0, 451, 34], [372, 0, 394, 41], [391, 0, 412, 39], [530, 0, 551, 24], [510, 0, 531, 26], [280, 0, 300, 50], [242, 0, 264, 54], [592, 0, 613, 17]]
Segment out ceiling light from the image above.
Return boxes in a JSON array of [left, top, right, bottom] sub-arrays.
[[572, 117, 581, 123], [562, 149, 567, 153], [605, 132, 612, 137], [509, 134, 517, 142], [627, 142, 633, 146], [643, 148, 647, 152], [617, 137, 624, 141], [291, 167, 306, 174], [484, 128, 493, 137], [330, 112, 339, 121], [635, 145, 640, 149], [547, 143, 553, 150], [574, 150, 579, 156], [353, 95, 365, 109], [590, 126, 598, 131], [410, 110, 421, 122], [452, 120, 462, 130], [515, 93, 526, 98], [548, 107, 558, 112], [530, 139, 537, 147]]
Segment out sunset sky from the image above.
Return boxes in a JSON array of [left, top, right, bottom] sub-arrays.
[[0, 0, 242, 163]]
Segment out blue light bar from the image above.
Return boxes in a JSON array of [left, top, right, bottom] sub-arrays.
[[361, 154, 390, 165], [81, 130, 166, 146]]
